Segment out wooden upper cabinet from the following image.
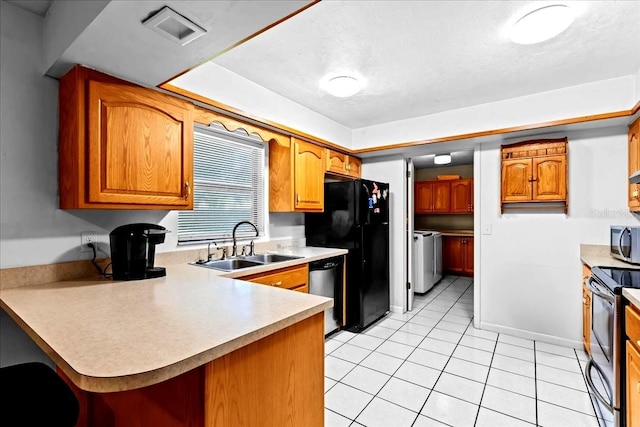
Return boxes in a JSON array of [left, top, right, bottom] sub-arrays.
[[532, 155, 566, 201], [59, 66, 194, 209], [414, 181, 451, 213], [347, 156, 362, 178], [270, 137, 325, 212], [501, 138, 568, 212], [414, 182, 433, 213], [629, 117, 640, 212], [326, 149, 348, 175], [450, 179, 474, 213], [294, 139, 324, 211], [325, 149, 362, 178], [502, 159, 532, 202]]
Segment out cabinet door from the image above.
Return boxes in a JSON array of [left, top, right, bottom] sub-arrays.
[[451, 179, 472, 213], [463, 237, 474, 275], [326, 149, 347, 175], [87, 80, 193, 207], [630, 119, 640, 211], [443, 237, 464, 274], [502, 159, 532, 202], [347, 156, 362, 178], [293, 139, 324, 211], [415, 182, 433, 213], [533, 155, 566, 201], [627, 341, 640, 427], [432, 181, 451, 213]]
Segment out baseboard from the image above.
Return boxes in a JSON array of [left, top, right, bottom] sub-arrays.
[[390, 305, 404, 314], [479, 321, 583, 349]]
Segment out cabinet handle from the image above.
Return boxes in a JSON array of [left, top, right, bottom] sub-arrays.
[[296, 193, 300, 204], [184, 182, 191, 200], [272, 281, 283, 287]]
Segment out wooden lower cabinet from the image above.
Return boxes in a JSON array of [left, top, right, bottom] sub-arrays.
[[241, 264, 309, 292], [627, 304, 640, 427], [582, 264, 592, 355], [442, 236, 473, 276], [59, 313, 324, 427]]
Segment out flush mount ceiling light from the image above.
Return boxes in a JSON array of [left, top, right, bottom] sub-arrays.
[[434, 154, 452, 165], [510, 4, 574, 45], [143, 6, 207, 46], [321, 76, 363, 98]]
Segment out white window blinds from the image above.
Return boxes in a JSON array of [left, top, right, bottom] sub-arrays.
[[177, 123, 265, 243]]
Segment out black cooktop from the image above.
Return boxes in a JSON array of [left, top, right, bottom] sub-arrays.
[[592, 266, 640, 293]]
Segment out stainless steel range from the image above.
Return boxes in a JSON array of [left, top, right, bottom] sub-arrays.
[[586, 267, 640, 427]]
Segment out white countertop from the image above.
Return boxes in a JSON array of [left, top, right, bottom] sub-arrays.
[[624, 288, 640, 309], [0, 247, 345, 393], [580, 244, 640, 270]]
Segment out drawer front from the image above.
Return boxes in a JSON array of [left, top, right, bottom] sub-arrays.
[[627, 305, 640, 347], [244, 264, 308, 291]]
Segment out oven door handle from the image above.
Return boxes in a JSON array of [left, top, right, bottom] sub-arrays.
[[586, 278, 615, 302], [585, 359, 614, 412]]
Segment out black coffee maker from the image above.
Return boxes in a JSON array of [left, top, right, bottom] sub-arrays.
[[109, 223, 168, 280]]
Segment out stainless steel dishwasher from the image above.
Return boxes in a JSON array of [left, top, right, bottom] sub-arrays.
[[309, 256, 344, 336]]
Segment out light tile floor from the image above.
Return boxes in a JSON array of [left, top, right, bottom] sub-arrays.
[[324, 276, 602, 427]]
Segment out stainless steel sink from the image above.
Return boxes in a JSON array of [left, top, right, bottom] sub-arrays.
[[191, 253, 302, 271], [193, 259, 262, 271], [243, 254, 302, 264]]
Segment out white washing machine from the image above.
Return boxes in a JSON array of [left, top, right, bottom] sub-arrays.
[[413, 231, 442, 293]]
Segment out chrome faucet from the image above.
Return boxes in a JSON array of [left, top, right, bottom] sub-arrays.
[[207, 241, 226, 261], [231, 221, 259, 257]]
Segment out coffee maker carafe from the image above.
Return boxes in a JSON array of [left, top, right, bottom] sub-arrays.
[[109, 223, 168, 280]]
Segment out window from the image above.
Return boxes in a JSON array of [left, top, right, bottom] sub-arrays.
[[178, 123, 265, 243]]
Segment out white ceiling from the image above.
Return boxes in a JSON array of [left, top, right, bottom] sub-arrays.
[[40, 1, 313, 84], [413, 151, 475, 169], [212, 1, 640, 129]]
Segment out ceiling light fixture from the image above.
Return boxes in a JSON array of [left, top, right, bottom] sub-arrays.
[[322, 76, 363, 98], [510, 4, 574, 45], [434, 154, 452, 165]]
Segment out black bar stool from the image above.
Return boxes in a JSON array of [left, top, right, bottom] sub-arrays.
[[0, 362, 79, 427]]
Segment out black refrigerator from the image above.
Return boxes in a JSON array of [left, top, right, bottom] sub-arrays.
[[305, 179, 390, 332]]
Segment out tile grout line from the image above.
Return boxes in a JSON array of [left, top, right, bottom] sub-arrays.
[[333, 276, 469, 425], [410, 278, 477, 426], [324, 276, 473, 425], [534, 340, 539, 426], [575, 348, 603, 426], [472, 330, 499, 426]]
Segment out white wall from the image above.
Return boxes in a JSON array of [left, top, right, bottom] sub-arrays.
[[635, 67, 640, 101], [352, 76, 636, 150], [171, 62, 353, 149], [476, 126, 640, 347], [361, 156, 406, 313]]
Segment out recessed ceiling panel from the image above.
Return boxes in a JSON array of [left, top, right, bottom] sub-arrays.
[[211, 1, 640, 129]]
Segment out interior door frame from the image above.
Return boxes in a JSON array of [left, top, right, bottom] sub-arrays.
[[406, 158, 414, 312]]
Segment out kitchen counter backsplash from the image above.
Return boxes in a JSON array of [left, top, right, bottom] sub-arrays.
[[0, 237, 306, 290]]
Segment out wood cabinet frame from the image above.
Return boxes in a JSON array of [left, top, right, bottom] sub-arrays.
[[500, 138, 568, 213], [629, 117, 640, 212], [59, 66, 194, 209]]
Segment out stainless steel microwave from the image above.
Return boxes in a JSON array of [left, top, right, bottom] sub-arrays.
[[611, 225, 640, 265]]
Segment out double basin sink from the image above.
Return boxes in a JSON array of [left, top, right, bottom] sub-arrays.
[[192, 253, 302, 272]]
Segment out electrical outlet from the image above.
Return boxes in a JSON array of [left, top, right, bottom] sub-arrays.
[[81, 232, 97, 253]]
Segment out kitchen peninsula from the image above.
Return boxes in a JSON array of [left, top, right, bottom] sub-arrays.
[[0, 249, 343, 427]]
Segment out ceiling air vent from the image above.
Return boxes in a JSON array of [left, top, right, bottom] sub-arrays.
[[142, 6, 206, 46]]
